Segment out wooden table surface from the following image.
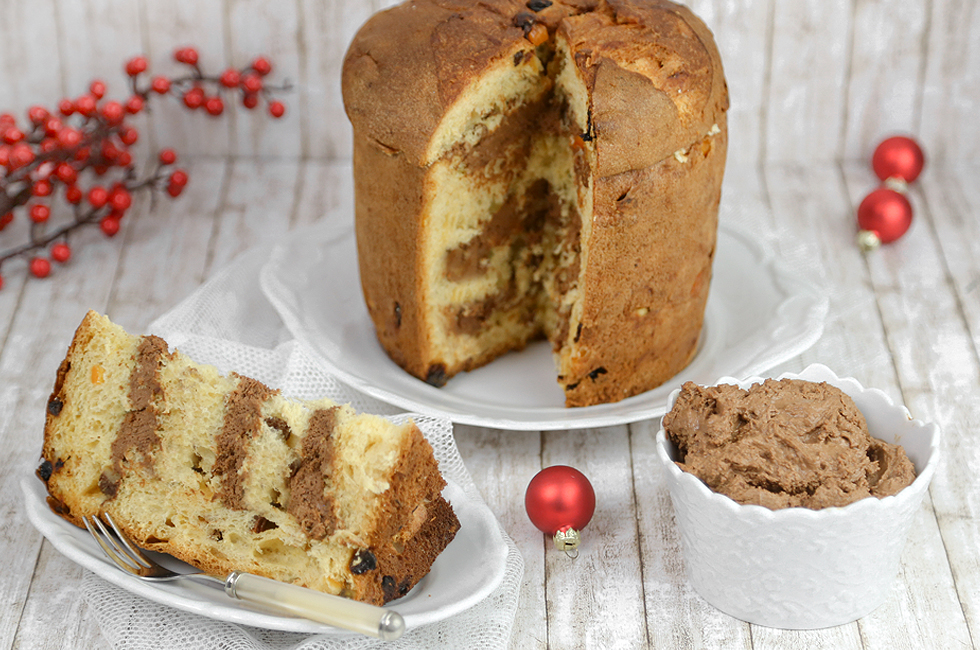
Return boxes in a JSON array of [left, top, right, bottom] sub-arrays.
[[2, 156, 978, 649]]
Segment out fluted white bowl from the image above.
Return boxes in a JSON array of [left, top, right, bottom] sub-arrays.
[[655, 363, 940, 629]]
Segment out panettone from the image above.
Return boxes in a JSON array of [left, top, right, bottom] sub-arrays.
[[343, 0, 728, 406]]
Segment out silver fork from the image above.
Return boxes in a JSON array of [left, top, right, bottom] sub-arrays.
[[82, 514, 405, 640]]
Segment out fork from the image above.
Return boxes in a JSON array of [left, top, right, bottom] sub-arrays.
[[82, 514, 405, 640]]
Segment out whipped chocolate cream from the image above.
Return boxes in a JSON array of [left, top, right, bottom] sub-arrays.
[[662, 378, 917, 509]]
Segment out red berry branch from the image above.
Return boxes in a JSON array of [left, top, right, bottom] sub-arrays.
[[0, 47, 289, 290]]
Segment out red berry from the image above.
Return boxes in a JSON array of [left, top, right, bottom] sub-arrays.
[[0, 212, 13, 229], [30, 257, 51, 278], [158, 148, 177, 165], [125, 95, 145, 114], [0, 273, 4, 290], [32, 179, 53, 197], [0, 146, 8, 167], [28, 105, 49, 124], [51, 243, 72, 263], [76, 95, 97, 117], [88, 186, 109, 209], [125, 56, 148, 77], [59, 99, 75, 116], [89, 80, 107, 99], [101, 140, 120, 161], [109, 186, 132, 212], [44, 117, 62, 137], [220, 68, 241, 88], [167, 182, 184, 198], [242, 93, 259, 109], [204, 96, 224, 116], [119, 126, 139, 146], [151, 76, 171, 94], [57, 127, 82, 148], [169, 169, 189, 186], [75, 147, 90, 162], [30, 203, 50, 223], [252, 56, 272, 76], [116, 150, 133, 167], [0, 113, 14, 126], [241, 73, 263, 94], [7, 143, 34, 169], [2, 128, 24, 145], [56, 163, 77, 184], [65, 185, 82, 203], [268, 101, 286, 118], [174, 47, 199, 65], [101, 101, 125, 124], [100, 215, 121, 237], [183, 87, 205, 109]]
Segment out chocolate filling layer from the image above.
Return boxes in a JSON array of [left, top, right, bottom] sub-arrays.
[[100, 336, 169, 496], [287, 407, 340, 540], [213, 376, 276, 510]]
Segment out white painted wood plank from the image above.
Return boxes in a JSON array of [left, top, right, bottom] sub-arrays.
[[842, 159, 976, 647], [12, 544, 108, 650], [919, 0, 980, 163], [225, 0, 303, 158], [296, 0, 374, 160], [204, 159, 303, 278], [106, 160, 230, 331], [0, 209, 125, 648], [454, 426, 548, 650], [763, 164, 894, 383], [630, 420, 752, 649], [55, 0, 143, 97], [139, 0, 233, 157], [290, 159, 353, 229], [540, 427, 647, 649], [764, 2, 851, 163], [929, 162, 980, 356], [685, 0, 772, 168], [841, 0, 928, 162], [0, 0, 64, 117]]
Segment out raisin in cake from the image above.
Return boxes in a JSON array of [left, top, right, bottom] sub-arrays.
[[37, 311, 459, 605], [342, 0, 728, 407]]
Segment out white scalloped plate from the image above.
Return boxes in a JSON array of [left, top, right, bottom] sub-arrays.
[[22, 476, 507, 635], [261, 222, 827, 430]]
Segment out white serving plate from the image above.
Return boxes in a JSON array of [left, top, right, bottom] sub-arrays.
[[23, 477, 507, 636], [261, 222, 827, 430]]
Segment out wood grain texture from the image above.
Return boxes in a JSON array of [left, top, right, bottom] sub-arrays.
[[919, 0, 980, 163], [764, 1, 852, 162]]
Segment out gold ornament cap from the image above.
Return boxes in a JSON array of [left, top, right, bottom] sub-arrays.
[[553, 526, 582, 558]]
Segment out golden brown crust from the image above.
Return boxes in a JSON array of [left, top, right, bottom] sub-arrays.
[[562, 122, 726, 406], [345, 0, 729, 406]]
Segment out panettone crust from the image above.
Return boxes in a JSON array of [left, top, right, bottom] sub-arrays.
[[343, 0, 728, 406]]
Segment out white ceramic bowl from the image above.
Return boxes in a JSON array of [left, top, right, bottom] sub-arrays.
[[655, 363, 940, 629]]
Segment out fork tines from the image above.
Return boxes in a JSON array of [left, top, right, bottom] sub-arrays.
[[82, 514, 153, 575]]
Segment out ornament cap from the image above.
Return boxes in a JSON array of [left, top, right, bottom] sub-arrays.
[[553, 526, 582, 558], [856, 229, 881, 251]]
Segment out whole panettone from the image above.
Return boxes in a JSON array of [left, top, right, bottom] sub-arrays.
[[343, 0, 728, 407]]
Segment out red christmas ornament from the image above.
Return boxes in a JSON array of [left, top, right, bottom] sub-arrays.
[[857, 188, 912, 249], [872, 136, 925, 184], [525, 465, 595, 557]]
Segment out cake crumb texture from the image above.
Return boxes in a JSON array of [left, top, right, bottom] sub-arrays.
[[662, 379, 917, 509], [38, 311, 460, 605]]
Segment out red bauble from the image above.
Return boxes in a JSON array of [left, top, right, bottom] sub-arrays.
[[857, 188, 912, 245], [872, 136, 924, 184], [525, 465, 595, 554]]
